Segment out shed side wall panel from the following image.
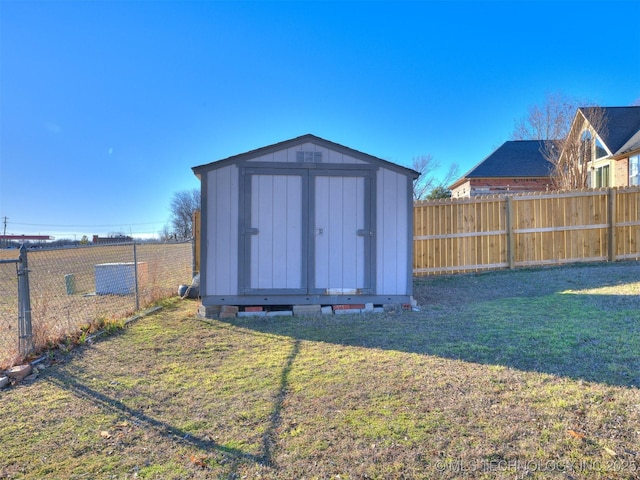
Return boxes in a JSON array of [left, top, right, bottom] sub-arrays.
[[377, 168, 408, 294], [206, 165, 239, 295]]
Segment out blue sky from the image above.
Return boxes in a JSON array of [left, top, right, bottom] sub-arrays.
[[1, 0, 639, 239]]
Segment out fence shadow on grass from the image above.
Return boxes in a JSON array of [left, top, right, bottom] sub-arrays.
[[44, 368, 268, 470], [225, 263, 640, 389]]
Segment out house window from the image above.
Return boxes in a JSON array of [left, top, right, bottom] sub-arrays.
[[630, 155, 640, 186], [595, 165, 610, 188], [580, 131, 592, 164], [595, 138, 608, 159]]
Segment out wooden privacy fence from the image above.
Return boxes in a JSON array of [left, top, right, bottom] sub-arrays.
[[413, 187, 640, 275]]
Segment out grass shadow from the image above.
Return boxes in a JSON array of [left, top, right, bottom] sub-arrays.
[[43, 365, 268, 468], [225, 263, 640, 388], [262, 338, 300, 467], [39, 323, 303, 476]]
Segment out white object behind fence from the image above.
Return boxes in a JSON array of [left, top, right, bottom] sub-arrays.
[[95, 262, 148, 295]]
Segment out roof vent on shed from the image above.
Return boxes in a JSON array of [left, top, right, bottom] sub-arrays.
[[297, 151, 322, 163]]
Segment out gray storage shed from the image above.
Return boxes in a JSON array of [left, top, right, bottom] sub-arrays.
[[192, 134, 419, 307]]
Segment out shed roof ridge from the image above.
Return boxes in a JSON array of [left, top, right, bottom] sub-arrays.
[[192, 133, 420, 178]]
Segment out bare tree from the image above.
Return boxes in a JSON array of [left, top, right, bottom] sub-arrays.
[[158, 224, 173, 242], [512, 92, 580, 141], [543, 107, 608, 190], [168, 188, 200, 240], [512, 92, 610, 190], [412, 155, 458, 201]]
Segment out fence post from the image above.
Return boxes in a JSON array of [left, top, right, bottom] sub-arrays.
[[608, 188, 617, 262], [505, 196, 515, 269], [193, 209, 201, 275], [17, 245, 34, 357], [133, 242, 140, 311]]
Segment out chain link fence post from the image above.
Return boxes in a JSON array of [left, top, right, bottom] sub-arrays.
[[17, 245, 33, 358], [133, 242, 140, 311]]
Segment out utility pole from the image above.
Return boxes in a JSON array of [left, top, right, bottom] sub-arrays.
[[2, 216, 7, 248]]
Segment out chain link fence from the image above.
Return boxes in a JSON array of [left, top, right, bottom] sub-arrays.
[[0, 241, 193, 369], [0, 252, 21, 367]]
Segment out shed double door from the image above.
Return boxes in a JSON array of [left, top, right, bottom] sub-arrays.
[[241, 168, 373, 296]]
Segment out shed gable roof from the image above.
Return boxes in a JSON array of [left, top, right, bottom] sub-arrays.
[[451, 140, 554, 188], [192, 134, 420, 179]]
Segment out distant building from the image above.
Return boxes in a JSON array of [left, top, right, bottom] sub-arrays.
[[92, 234, 133, 244], [450, 106, 640, 197], [450, 140, 554, 198]]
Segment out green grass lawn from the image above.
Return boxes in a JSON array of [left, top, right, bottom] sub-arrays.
[[1, 262, 639, 479]]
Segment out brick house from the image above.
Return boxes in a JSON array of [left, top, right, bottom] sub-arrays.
[[449, 140, 554, 198], [566, 106, 640, 188]]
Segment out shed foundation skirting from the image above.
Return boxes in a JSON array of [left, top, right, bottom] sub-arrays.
[[200, 294, 412, 306], [197, 303, 400, 319]]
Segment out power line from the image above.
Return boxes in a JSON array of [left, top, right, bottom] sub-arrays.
[[9, 221, 166, 228]]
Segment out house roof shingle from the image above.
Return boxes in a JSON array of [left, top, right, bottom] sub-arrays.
[[580, 106, 640, 155], [457, 140, 554, 181]]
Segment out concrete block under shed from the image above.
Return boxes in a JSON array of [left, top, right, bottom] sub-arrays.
[[237, 311, 267, 318], [293, 305, 322, 315], [266, 310, 293, 317], [221, 305, 240, 313], [334, 308, 363, 315], [333, 304, 365, 310], [198, 305, 221, 319]]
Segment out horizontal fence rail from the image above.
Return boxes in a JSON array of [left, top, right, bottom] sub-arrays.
[[414, 187, 640, 275]]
